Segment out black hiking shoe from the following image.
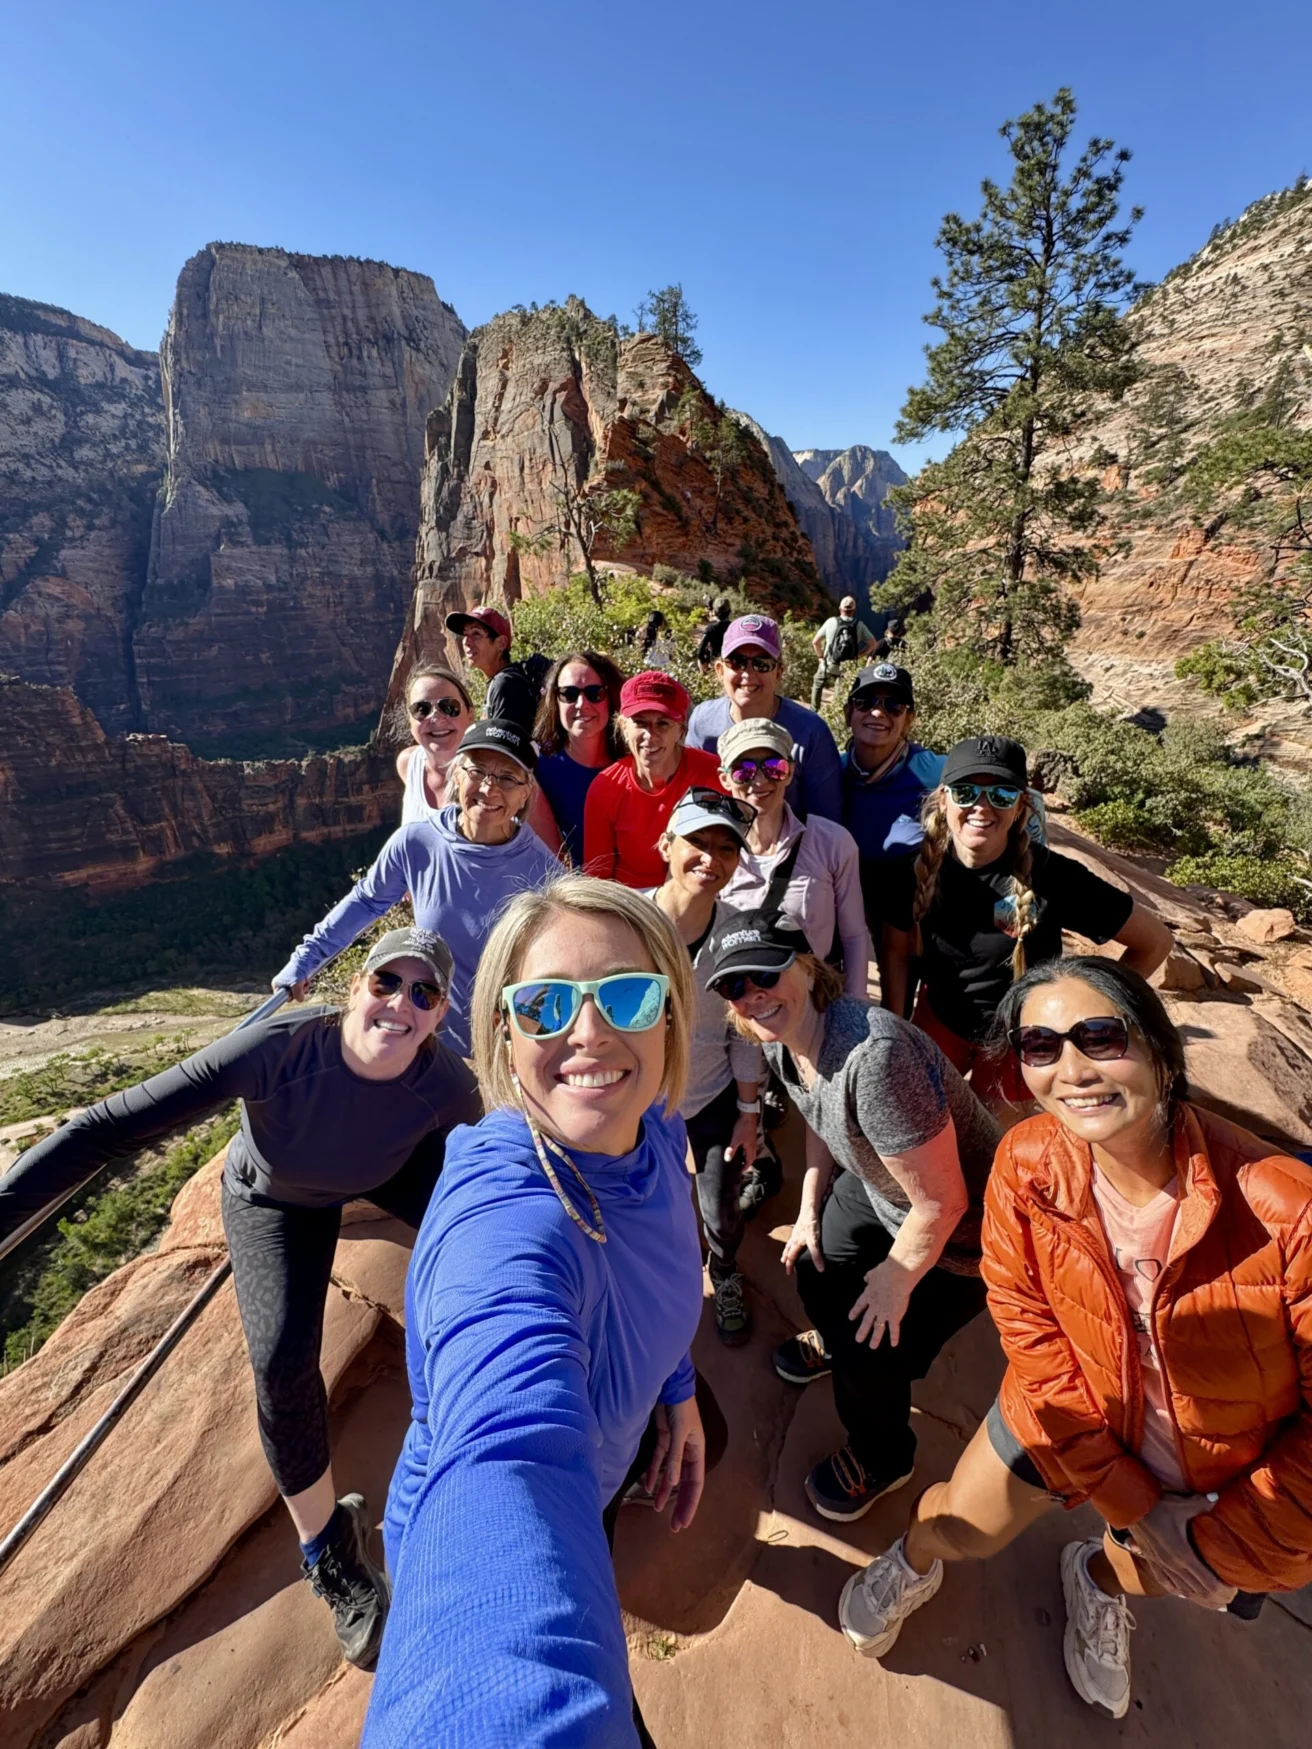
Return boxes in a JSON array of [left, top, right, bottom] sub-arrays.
[[804, 1445, 915, 1523], [711, 1269, 751, 1345], [772, 1329, 833, 1385], [302, 1493, 391, 1669], [738, 1143, 783, 1219]]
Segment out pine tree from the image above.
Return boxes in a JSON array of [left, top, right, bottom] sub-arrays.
[[884, 89, 1143, 666], [639, 284, 702, 368]]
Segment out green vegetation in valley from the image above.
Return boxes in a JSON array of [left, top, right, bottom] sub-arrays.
[[0, 1034, 200, 1126]]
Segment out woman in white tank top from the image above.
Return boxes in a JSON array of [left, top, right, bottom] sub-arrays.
[[396, 664, 475, 822]]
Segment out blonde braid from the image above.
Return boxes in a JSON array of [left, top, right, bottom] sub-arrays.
[[1007, 800, 1037, 978], [911, 789, 952, 957]]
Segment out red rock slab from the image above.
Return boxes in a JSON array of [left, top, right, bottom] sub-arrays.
[[1164, 995, 1312, 1148], [332, 1202, 415, 1325], [0, 1278, 380, 1749], [157, 1152, 227, 1251], [258, 1665, 373, 1749]]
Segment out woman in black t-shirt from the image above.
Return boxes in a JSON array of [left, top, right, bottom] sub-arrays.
[[883, 736, 1171, 1107]]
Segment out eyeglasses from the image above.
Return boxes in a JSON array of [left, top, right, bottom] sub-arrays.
[[723, 652, 778, 674], [461, 760, 529, 791], [728, 755, 790, 785], [409, 696, 465, 719], [502, 973, 671, 1038], [367, 970, 446, 1011], [711, 967, 786, 1002], [1009, 1017, 1131, 1067], [851, 692, 908, 717], [947, 781, 1023, 810], [685, 787, 757, 826], [558, 683, 608, 704]]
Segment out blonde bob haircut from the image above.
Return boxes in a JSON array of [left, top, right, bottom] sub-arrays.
[[471, 874, 694, 1117]]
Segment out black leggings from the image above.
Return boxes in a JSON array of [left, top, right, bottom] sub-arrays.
[[684, 1080, 745, 1278], [221, 1144, 447, 1497]]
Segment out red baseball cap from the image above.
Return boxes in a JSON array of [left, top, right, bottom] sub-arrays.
[[619, 670, 691, 723], [445, 604, 512, 646]]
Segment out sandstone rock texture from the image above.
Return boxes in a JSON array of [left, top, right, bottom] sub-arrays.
[[396, 300, 822, 689], [0, 296, 165, 734], [136, 246, 465, 751], [0, 676, 396, 890]]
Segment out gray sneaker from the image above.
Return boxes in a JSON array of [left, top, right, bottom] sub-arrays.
[[1060, 1539, 1135, 1719], [302, 1493, 391, 1669], [838, 1537, 944, 1657], [712, 1270, 751, 1345]]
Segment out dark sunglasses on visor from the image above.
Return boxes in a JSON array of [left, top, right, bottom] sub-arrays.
[[367, 969, 445, 1010], [948, 781, 1023, 809], [502, 973, 670, 1038], [729, 755, 790, 784], [851, 691, 908, 716], [1009, 1016, 1131, 1067], [408, 696, 465, 719], [724, 652, 778, 673], [686, 787, 757, 827], [711, 967, 785, 1002], [558, 683, 608, 704]]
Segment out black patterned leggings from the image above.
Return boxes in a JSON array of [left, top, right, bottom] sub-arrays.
[[221, 1146, 446, 1497]]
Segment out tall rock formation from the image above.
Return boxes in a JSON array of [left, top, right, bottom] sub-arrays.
[[135, 245, 465, 751], [399, 300, 821, 684], [1071, 180, 1312, 659], [0, 297, 165, 734]]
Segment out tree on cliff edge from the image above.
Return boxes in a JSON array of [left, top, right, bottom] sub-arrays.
[[882, 88, 1142, 666], [637, 285, 703, 369]]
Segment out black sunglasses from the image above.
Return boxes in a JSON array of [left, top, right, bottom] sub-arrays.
[[408, 696, 465, 719], [558, 683, 608, 704], [712, 968, 784, 1002], [687, 786, 757, 827], [724, 652, 778, 674], [851, 691, 908, 717], [367, 969, 445, 1011], [1009, 1017, 1130, 1067]]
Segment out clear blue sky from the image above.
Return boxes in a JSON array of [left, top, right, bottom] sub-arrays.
[[4, 0, 1307, 469]]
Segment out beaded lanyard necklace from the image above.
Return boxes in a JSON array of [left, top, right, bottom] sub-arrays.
[[512, 1071, 607, 1243]]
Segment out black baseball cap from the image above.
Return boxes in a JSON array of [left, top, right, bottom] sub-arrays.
[[847, 661, 914, 708], [941, 734, 1028, 789], [704, 907, 807, 991], [457, 718, 537, 774]]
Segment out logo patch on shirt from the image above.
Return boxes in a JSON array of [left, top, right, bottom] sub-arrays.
[[993, 891, 1045, 938]]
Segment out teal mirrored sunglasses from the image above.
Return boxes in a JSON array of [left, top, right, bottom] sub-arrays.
[[501, 973, 671, 1038]]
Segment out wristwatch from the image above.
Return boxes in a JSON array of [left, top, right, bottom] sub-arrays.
[[736, 1098, 761, 1114]]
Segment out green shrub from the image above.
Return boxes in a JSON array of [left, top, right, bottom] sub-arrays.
[[0, 1035, 196, 1126], [1165, 854, 1312, 921], [1073, 801, 1176, 853]]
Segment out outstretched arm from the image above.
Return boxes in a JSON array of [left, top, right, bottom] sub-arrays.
[[273, 832, 411, 989]]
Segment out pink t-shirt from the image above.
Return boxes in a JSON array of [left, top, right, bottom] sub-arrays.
[[1091, 1168, 1185, 1491]]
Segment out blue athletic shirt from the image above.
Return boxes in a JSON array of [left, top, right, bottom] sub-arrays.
[[536, 750, 610, 866], [366, 1101, 702, 1748]]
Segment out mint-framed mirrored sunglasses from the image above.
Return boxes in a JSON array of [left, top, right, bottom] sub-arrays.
[[947, 781, 1023, 809], [502, 973, 671, 1038]]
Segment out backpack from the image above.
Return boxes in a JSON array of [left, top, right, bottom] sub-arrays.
[[830, 618, 859, 664], [516, 652, 551, 708]]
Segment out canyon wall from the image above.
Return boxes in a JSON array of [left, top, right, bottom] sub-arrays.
[[136, 246, 465, 751], [0, 676, 396, 892], [0, 296, 165, 734], [397, 300, 823, 686]]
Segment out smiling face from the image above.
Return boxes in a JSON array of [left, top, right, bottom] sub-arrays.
[[848, 693, 913, 766], [557, 659, 610, 749], [716, 644, 780, 714], [945, 776, 1023, 867], [723, 956, 811, 1047], [453, 751, 530, 843], [409, 675, 473, 763], [724, 744, 791, 824], [507, 911, 667, 1155], [460, 622, 507, 679], [660, 825, 741, 899], [1017, 977, 1163, 1154], [340, 955, 446, 1080], [626, 711, 684, 780]]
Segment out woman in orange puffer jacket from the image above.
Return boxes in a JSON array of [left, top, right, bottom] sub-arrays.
[[835, 955, 1312, 1721]]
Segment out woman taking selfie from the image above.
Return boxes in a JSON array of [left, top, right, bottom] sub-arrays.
[[709, 907, 1000, 1523], [840, 956, 1312, 1720], [0, 928, 479, 1671], [884, 735, 1170, 1104], [275, 720, 558, 1056], [532, 650, 626, 864], [584, 671, 724, 888], [365, 877, 720, 1749], [394, 663, 476, 820], [648, 788, 765, 1345]]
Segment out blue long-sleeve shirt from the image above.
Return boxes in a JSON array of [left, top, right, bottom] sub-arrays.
[[365, 1104, 702, 1749], [274, 807, 560, 1056], [685, 694, 843, 823]]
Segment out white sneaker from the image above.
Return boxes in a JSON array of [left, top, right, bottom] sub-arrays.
[[1061, 1539, 1135, 1719], [838, 1537, 944, 1657]]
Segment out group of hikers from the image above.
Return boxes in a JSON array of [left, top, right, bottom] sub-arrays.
[[1, 597, 1309, 1747]]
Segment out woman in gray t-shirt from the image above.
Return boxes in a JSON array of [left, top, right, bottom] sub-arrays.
[[705, 905, 1001, 1524]]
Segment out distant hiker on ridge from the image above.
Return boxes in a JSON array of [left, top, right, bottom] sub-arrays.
[[811, 595, 878, 711]]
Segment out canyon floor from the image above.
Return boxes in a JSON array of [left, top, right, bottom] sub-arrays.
[[3, 832, 1312, 1746]]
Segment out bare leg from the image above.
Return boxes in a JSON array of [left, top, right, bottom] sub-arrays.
[[903, 1418, 1056, 1574], [284, 1466, 338, 1544]]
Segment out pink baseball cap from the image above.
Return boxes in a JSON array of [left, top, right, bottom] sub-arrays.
[[619, 670, 691, 723], [721, 614, 782, 661]]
